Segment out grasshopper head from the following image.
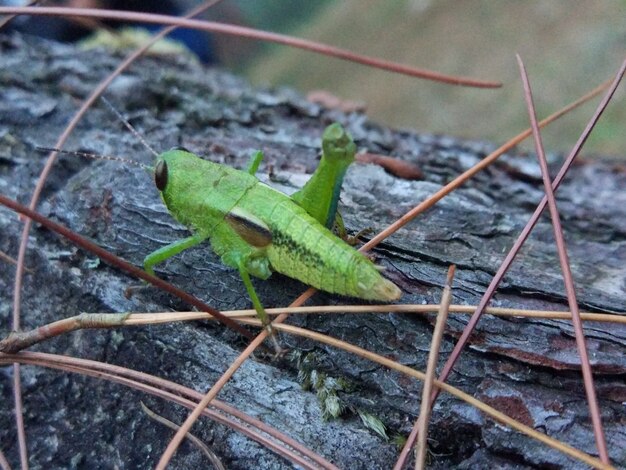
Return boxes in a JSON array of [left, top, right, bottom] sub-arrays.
[[153, 147, 193, 192], [322, 123, 356, 163], [154, 158, 168, 191], [153, 147, 206, 229]]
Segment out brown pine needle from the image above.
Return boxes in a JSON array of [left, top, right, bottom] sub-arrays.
[[0, 351, 335, 470], [230, 318, 613, 470], [517, 54, 609, 464], [2, 304, 622, 354], [415, 266, 455, 470], [155, 305, 623, 324], [0, 6, 501, 88], [360, 78, 611, 253], [140, 402, 226, 470], [0, 449, 11, 470], [0, 250, 33, 273]]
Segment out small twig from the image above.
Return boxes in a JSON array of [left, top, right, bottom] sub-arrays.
[[116, 305, 626, 324], [0, 313, 131, 354], [140, 402, 226, 470]]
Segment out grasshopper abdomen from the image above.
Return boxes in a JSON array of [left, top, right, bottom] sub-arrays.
[[237, 184, 401, 302]]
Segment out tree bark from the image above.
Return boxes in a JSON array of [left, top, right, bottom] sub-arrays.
[[1, 33, 625, 469]]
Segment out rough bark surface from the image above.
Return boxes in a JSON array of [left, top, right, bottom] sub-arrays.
[[1, 34, 625, 469]]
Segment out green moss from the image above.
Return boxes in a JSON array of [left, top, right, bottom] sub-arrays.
[[290, 350, 388, 438], [78, 27, 198, 62]]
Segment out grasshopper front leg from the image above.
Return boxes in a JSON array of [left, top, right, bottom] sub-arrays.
[[143, 232, 208, 276], [128, 232, 207, 299], [144, 228, 280, 350]]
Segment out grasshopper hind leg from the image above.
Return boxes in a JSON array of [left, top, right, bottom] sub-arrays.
[[333, 212, 374, 246]]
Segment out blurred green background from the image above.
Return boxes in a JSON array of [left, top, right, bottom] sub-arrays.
[[11, 0, 621, 156], [230, 1, 624, 158]]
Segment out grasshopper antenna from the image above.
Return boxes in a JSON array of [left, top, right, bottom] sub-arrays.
[[35, 147, 150, 170], [100, 95, 160, 158]]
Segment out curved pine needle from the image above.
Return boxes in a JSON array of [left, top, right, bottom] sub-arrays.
[[6, 3, 227, 467], [0, 0, 38, 30], [140, 402, 226, 470], [0, 352, 336, 470], [0, 6, 501, 88], [0, 250, 33, 273], [228, 318, 613, 470]]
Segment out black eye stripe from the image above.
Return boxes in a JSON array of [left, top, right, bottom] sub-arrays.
[[155, 160, 168, 191], [172, 146, 190, 153]]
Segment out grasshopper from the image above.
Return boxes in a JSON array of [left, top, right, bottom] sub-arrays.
[[144, 123, 402, 331]]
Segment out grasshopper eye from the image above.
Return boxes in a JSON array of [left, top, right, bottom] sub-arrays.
[[155, 160, 168, 191]]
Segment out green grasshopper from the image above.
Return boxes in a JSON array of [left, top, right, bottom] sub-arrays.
[[144, 123, 402, 331]]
